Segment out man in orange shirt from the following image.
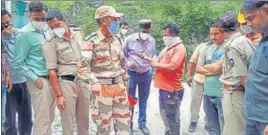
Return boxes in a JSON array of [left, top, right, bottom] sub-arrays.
[[139, 22, 186, 135]]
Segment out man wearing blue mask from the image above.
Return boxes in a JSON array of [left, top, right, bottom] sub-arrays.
[[14, 2, 56, 135], [123, 19, 157, 135], [85, 5, 131, 135]]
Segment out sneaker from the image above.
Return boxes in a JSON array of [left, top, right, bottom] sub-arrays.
[[188, 122, 197, 133], [138, 125, 150, 135]]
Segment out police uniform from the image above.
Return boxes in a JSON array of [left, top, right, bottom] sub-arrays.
[[85, 6, 130, 135], [219, 32, 254, 135], [43, 27, 91, 135]]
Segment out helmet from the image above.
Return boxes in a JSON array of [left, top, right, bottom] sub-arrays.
[[237, 12, 247, 24]]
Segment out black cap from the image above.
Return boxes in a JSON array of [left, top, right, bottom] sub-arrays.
[[242, 1, 268, 10], [218, 11, 237, 32], [46, 9, 64, 21]]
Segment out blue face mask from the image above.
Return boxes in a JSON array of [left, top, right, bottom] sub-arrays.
[[108, 21, 120, 34]]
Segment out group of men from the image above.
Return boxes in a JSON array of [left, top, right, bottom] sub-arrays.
[[186, 1, 268, 135], [1, 1, 268, 135]]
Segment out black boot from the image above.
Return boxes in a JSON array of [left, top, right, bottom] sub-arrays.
[[188, 122, 197, 133]]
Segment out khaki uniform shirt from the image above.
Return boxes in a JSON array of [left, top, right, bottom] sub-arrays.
[[85, 29, 124, 79], [189, 42, 208, 83], [220, 32, 254, 87], [43, 28, 85, 77]]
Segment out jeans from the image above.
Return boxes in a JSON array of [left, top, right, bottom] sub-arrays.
[[1, 83, 7, 128], [5, 82, 33, 135], [128, 69, 152, 127], [203, 95, 224, 135], [159, 89, 184, 135], [245, 117, 268, 135]]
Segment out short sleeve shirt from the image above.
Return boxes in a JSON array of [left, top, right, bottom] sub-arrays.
[[190, 42, 208, 83], [220, 32, 254, 87], [43, 28, 84, 76], [154, 43, 187, 92], [198, 44, 224, 97]]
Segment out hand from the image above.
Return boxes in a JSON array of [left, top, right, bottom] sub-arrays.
[[129, 63, 137, 69], [264, 125, 268, 135], [6, 74, 12, 93], [35, 78, 43, 89], [77, 67, 87, 77], [2, 26, 12, 36], [91, 83, 101, 95], [136, 53, 152, 62], [150, 60, 158, 67], [57, 96, 66, 111], [186, 75, 193, 86]]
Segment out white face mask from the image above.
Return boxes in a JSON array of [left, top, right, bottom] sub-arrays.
[[53, 27, 66, 38], [120, 28, 128, 36], [163, 36, 179, 47], [240, 25, 253, 35], [139, 32, 150, 41], [32, 21, 47, 31]]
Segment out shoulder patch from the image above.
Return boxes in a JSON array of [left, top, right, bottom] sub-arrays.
[[229, 58, 234, 67]]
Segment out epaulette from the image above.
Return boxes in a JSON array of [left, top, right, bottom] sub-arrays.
[[85, 32, 98, 41], [46, 33, 57, 42], [70, 27, 81, 31]]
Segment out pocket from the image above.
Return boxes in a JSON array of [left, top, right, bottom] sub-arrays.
[[93, 48, 111, 67], [255, 46, 268, 74], [57, 46, 76, 63]]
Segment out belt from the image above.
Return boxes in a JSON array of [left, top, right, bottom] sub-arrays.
[[223, 84, 244, 91], [39, 75, 49, 79], [130, 69, 150, 74], [61, 75, 76, 81], [97, 76, 122, 85]]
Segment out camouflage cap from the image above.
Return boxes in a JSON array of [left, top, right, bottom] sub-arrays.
[[95, 6, 123, 19]]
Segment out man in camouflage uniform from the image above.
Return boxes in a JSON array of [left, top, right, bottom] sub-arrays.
[[218, 11, 254, 135], [42, 9, 91, 135], [81, 6, 130, 135]]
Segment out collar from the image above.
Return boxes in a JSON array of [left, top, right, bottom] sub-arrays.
[[21, 23, 48, 33], [25, 23, 38, 32], [167, 42, 181, 51], [96, 28, 114, 42], [224, 32, 241, 48], [135, 33, 152, 42], [58, 28, 75, 42], [250, 33, 262, 40]]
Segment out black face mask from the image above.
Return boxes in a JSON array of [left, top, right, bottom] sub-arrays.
[[1, 23, 12, 32]]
